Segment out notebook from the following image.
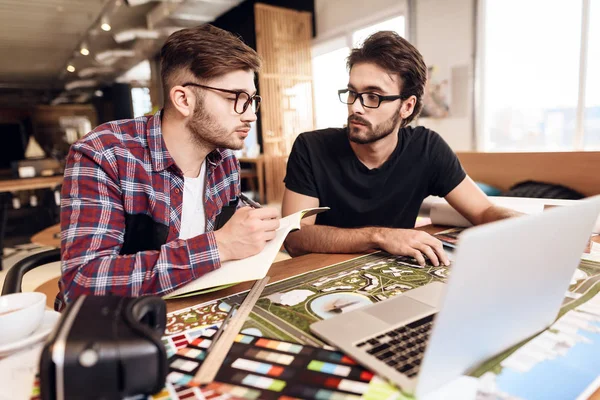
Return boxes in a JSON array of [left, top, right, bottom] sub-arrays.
[[164, 207, 329, 299]]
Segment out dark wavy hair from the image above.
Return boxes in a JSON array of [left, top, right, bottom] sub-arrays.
[[160, 24, 261, 108]]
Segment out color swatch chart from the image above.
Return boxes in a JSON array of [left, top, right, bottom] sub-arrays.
[[161, 328, 384, 400]]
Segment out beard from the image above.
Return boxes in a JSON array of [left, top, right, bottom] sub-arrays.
[[347, 107, 403, 145], [186, 98, 249, 151]]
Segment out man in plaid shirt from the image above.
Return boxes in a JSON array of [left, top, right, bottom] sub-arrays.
[[57, 25, 279, 309]]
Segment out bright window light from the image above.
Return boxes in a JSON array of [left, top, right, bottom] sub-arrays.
[[312, 46, 350, 129], [131, 87, 152, 118], [352, 16, 405, 47], [482, 0, 583, 151], [584, 0, 600, 149]]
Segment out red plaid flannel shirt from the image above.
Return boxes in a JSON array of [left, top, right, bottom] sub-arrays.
[[56, 111, 240, 310]]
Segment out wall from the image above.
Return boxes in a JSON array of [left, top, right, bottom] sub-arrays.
[[415, 0, 475, 151], [314, 0, 476, 151], [315, 0, 405, 40]]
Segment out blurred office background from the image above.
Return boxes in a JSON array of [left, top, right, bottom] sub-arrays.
[[0, 0, 598, 247]]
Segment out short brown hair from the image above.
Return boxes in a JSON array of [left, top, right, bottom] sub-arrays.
[[160, 24, 261, 107], [347, 31, 427, 125]]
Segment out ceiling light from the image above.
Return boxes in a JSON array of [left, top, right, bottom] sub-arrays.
[[78, 66, 115, 78], [113, 29, 160, 43], [66, 64, 76, 73], [95, 49, 136, 65], [124, 0, 153, 5], [80, 42, 90, 56], [100, 16, 111, 32], [65, 80, 98, 91], [51, 97, 69, 106]]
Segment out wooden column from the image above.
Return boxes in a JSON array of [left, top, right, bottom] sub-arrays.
[[255, 3, 315, 203]]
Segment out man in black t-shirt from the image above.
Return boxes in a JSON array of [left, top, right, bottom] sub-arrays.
[[282, 31, 519, 266]]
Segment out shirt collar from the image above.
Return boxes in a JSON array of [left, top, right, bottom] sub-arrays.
[[147, 110, 226, 172]]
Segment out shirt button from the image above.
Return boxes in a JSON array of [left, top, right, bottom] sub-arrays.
[[174, 188, 180, 194]]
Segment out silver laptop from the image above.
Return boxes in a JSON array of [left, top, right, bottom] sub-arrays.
[[310, 196, 600, 398]]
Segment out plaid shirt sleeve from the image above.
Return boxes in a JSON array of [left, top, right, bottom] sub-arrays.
[[59, 141, 221, 304]]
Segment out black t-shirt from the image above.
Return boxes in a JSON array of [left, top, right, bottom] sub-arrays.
[[284, 126, 466, 229]]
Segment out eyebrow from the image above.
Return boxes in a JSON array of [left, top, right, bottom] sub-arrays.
[[347, 83, 387, 93], [228, 88, 258, 96]]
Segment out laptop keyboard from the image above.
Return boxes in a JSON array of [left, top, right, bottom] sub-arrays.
[[355, 314, 436, 378]]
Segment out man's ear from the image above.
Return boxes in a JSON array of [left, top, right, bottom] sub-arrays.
[[399, 95, 417, 120], [169, 86, 194, 118]]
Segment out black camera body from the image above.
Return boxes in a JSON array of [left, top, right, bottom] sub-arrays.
[[40, 295, 167, 400]]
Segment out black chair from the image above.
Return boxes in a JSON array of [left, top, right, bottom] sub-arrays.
[[1, 248, 61, 295]]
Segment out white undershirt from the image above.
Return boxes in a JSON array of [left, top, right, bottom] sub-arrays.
[[179, 161, 207, 240]]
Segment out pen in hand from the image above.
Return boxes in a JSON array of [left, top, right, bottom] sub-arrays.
[[239, 193, 262, 209]]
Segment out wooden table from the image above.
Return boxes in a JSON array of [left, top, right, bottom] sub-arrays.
[[31, 225, 451, 310], [31, 225, 600, 311], [31, 225, 600, 399], [34, 252, 364, 311], [0, 175, 63, 270], [31, 223, 61, 248], [167, 225, 442, 312], [238, 156, 265, 204], [0, 175, 63, 193]]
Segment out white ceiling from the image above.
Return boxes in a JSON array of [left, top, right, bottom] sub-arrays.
[[0, 0, 243, 106]]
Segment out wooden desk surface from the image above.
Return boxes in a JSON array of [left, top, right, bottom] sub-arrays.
[[31, 225, 452, 311], [33, 253, 363, 311], [31, 223, 61, 248], [166, 225, 442, 312], [35, 225, 599, 313], [0, 175, 63, 193]]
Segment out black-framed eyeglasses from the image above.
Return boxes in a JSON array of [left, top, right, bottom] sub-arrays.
[[338, 88, 403, 109], [182, 82, 262, 114]]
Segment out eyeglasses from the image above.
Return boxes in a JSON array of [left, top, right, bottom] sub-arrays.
[[338, 88, 403, 109], [182, 82, 262, 114]]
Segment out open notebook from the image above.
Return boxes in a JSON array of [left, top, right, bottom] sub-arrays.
[[164, 207, 329, 299]]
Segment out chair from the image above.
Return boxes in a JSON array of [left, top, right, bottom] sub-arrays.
[[240, 168, 259, 197], [1, 248, 61, 295]]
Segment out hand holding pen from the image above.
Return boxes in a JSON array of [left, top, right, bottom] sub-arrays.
[[213, 193, 280, 262], [239, 192, 262, 209]]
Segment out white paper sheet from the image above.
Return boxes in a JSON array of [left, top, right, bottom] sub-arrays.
[[0, 344, 43, 400], [427, 196, 600, 232]]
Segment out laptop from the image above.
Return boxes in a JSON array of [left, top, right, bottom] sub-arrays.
[[310, 196, 600, 398]]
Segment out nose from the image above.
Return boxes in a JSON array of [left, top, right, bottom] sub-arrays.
[[241, 106, 258, 123], [350, 97, 364, 115]]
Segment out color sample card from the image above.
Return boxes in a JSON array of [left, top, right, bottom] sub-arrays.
[[161, 329, 377, 400]]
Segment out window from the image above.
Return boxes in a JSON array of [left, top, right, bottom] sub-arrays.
[[313, 44, 350, 129], [312, 16, 406, 130], [131, 87, 153, 118], [480, 0, 598, 151], [584, 0, 600, 149], [352, 16, 405, 47]]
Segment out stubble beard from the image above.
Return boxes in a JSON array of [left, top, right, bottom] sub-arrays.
[[347, 107, 403, 145], [187, 99, 245, 151]]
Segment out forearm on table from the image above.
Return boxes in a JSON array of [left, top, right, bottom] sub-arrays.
[[60, 232, 221, 301], [284, 225, 383, 257], [478, 205, 523, 224]]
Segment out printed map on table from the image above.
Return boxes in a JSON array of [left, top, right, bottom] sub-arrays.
[[163, 251, 600, 400], [166, 252, 449, 345]]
